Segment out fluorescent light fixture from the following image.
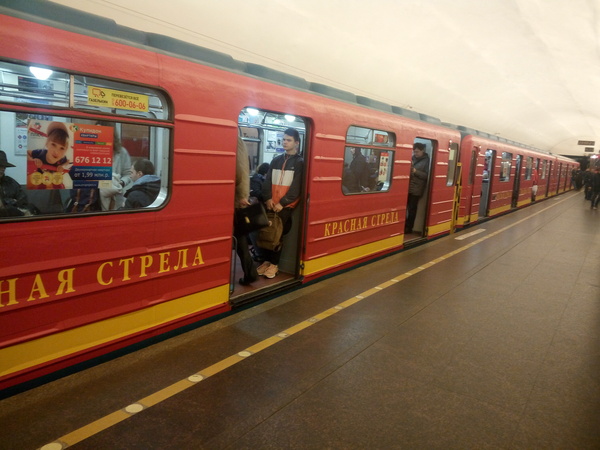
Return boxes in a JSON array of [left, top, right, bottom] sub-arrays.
[[246, 107, 259, 116], [284, 115, 296, 122], [29, 66, 53, 80]]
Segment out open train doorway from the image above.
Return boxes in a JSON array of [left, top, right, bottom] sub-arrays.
[[405, 138, 434, 241], [511, 155, 523, 208], [479, 149, 495, 218], [231, 107, 308, 305]]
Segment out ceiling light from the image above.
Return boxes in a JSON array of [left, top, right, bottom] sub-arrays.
[[29, 66, 53, 80]]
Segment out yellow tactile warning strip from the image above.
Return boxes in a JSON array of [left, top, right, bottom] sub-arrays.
[[39, 194, 573, 450]]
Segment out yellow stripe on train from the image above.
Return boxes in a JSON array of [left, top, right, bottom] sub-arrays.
[[0, 285, 229, 379]]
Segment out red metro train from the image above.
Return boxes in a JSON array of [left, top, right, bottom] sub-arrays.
[[0, 1, 577, 392]]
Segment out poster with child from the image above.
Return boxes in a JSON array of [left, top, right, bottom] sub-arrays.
[[26, 120, 114, 190], [27, 121, 74, 189]]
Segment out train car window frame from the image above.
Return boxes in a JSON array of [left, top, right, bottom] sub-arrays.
[[446, 141, 459, 186], [468, 148, 478, 185], [0, 60, 172, 221], [499, 151, 512, 182], [541, 160, 548, 179], [342, 126, 395, 195]]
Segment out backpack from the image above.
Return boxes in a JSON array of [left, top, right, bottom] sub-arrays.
[[256, 211, 283, 251], [65, 188, 101, 213]]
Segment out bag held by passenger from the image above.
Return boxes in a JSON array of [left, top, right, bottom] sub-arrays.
[[257, 211, 283, 251], [235, 201, 269, 233]]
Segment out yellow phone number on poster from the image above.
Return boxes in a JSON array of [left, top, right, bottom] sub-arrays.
[[87, 86, 149, 112]]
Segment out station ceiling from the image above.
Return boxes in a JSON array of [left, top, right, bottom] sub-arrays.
[[50, 0, 600, 158]]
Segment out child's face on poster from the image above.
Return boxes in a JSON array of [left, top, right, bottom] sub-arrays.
[[46, 138, 68, 164]]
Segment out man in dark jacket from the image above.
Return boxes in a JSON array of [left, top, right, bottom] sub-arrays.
[[124, 159, 161, 208], [590, 167, 600, 209], [349, 147, 370, 192], [405, 143, 430, 234], [0, 150, 29, 216]]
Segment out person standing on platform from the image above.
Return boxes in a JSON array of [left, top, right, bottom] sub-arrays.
[[405, 142, 429, 234], [583, 168, 593, 200], [257, 128, 304, 279], [590, 167, 600, 210]]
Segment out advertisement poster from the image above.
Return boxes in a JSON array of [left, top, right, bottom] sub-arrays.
[[378, 152, 389, 182], [26, 120, 113, 190], [265, 130, 281, 153]]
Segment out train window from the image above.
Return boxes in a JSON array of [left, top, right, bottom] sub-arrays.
[[346, 126, 394, 148], [468, 148, 479, 185], [0, 61, 70, 107], [342, 146, 394, 194], [446, 141, 459, 186], [499, 152, 512, 182], [525, 156, 533, 180], [342, 126, 395, 194], [540, 160, 548, 179], [0, 62, 171, 220], [238, 107, 306, 174], [0, 112, 170, 219]]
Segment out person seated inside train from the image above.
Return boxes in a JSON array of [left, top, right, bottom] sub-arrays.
[[123, 159, 161, 208], [0, 150, 30, 217]]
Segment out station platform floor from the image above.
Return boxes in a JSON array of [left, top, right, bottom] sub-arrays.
[[2, 191, 599, 449]]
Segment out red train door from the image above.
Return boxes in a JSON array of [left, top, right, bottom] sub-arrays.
[[463, 147, 480, 224]]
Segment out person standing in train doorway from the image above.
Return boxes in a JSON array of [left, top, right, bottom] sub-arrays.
[[531, 165, 539, 202], [257, 128, 304, 279], [234, 137, 259, 285], [405, 142, 430, 234]]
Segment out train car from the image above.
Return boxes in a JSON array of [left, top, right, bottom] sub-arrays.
[[454, 130, 577, 226], [0, 1, 576, 393]]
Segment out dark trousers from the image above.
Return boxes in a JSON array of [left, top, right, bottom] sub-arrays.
[[591, 191, 600, 208], [405, 194, 420, 232], [234, 228, 258, 283], [260, 207, 293, 265]]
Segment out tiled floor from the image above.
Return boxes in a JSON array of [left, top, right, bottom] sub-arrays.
[[1, 191, 599, 449]]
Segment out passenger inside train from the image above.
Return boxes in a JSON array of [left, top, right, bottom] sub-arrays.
[[257, 128, 304, 280], [405, 142, 430, 235], [0, 150, 30, 216], [124, 159, 161, 209]]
